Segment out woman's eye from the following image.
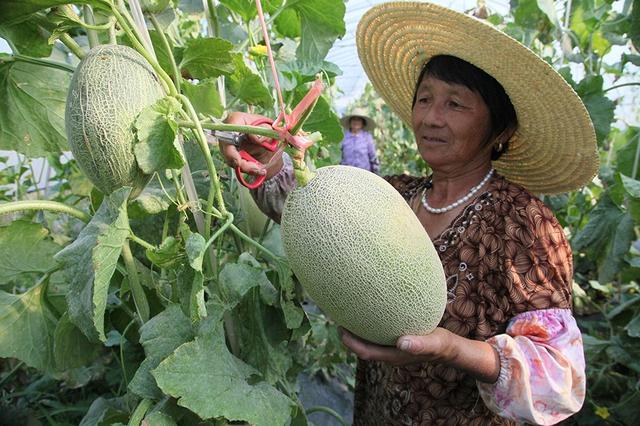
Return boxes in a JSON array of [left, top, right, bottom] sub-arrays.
[[449, 100, 463, 108], [418, 96, 432, 104]]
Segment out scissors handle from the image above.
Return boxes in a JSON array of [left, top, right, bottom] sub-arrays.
[[235, 151, 267, 189], [234, 118, 279, 189]]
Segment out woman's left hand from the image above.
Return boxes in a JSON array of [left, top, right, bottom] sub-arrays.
[[340, 327, 458, 367]]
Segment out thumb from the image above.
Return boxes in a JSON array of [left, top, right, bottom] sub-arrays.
[[397, 336, 424, 355]]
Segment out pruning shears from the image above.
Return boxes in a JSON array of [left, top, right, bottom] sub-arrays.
[[212, 118, 284, 189]]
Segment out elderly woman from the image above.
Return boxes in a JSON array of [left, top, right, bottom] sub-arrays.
[[339, 108, 380, 173], [221, 2, 598, 425]]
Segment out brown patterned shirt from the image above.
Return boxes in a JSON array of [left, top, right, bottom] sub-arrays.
[[352, 174, 573, 426]]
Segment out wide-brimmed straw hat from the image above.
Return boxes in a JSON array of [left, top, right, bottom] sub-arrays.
[[341, 107, 377, 131], [356, 2, 599, 194]]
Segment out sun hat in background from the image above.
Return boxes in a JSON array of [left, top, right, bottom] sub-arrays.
[[356, 1, 599, 194], [341, 107, 378, 131]]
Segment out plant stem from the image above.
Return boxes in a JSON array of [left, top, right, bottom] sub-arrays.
[[108, 22, 117, 44], [229, 224, 281, 264], [59, 33, 86, 58], [177, 120, 281, 139], [110, 4, 176, 96], [12, 54, 75, 73], [129, 232, 156, 251], [121, 240, 150, 323], [632, 132, 640, 180], [149, 14, 181, 92], [83, 5, 100, 48], [206, 0, 220, 37], [603, 82, 640, 93], [0, 200, 91, 222], [127, 398, 153, 426], [0, 361, 25, 389], [305, 406, 349, 426], [178, 95, 228, 226], [204, 213, 234, 251]]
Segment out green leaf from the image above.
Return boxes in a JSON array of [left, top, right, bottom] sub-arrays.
[[575, 75, 615, 143], [0, 58, 70, 156], [54, 187, 131, 342], [185, 232, 206, 272], [146, 236, 183, 268], [293, 89, 343, 144], [0, 220, 59, 283], [148, 30, 176, 78], [219, 0, 256, 22], [631, 0, 640, 51], [128, 185, 171, 218], [219, 262, 276, 307], [0, 282, 57, 371], [573, 194, 623, 255], [233, 288, 291, 383], [621, 174, 640, 198], [0, 1, 106, 25], [285, 0, 346, 65], [152, 318, 293, 425], [79, 396, 131, 426], [134, 97, 185, 175], [536, 0, 561, 27], [513, 0, 547, 29], [179, 37, 235, 79], [626, 313, 640, 337], [274, 8, 300, 38], [53, 311, 101, 371], [129, 305, 194, 399], [228, 55, 274, 108], [0, 13, 52, 57], [182, 79, 224, 118], [143, 412, 177, 426], [599, 213, 635, 283]]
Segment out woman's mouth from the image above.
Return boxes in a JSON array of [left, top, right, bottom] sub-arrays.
[[421, 136, 447, 144]]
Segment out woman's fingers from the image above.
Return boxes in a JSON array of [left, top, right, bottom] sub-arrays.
[[340, 328, 410, 364]]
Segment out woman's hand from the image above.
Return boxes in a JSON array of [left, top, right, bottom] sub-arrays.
[[220, 112, 284, 180], [339, 327, 457, 367], [340, 327, 501, 383]]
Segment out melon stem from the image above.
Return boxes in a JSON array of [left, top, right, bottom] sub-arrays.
[[290, 148, 316, 187]]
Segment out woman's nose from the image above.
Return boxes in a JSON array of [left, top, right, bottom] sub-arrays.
[[421, 103, 446, 127]]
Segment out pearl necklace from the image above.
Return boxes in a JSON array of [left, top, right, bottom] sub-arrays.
[[421, 168, 494, 214]]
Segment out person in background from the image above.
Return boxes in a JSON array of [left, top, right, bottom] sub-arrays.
[[340, 108, 380, 173]]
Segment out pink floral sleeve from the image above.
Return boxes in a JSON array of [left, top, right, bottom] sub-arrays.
[[477, 308, 586, 425]]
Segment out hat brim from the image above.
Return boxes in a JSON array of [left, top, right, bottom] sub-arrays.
[[356, 2, 598, 194], [340, 114, 377, 131]]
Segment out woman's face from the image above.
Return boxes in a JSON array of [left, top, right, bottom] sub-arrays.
[[412, 76, 494, 172], [350, 117, 365, 132]]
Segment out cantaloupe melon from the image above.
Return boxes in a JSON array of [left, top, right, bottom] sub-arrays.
[[65, 45, 164, 198], [281, 166, 447, 345]]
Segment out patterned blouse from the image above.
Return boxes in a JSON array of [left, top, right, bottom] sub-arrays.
[[252, 156, 586, 425]]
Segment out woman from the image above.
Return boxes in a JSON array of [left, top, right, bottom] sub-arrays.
[[221, 3, 598, 424], [339, 108, 380, 173]]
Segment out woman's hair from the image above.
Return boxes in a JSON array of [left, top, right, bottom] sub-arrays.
[[411, 55, 517, 160]]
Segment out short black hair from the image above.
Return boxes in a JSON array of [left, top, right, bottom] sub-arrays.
[[412, 55, 517, 160]]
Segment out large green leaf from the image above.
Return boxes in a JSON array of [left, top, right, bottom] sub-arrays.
[[219, 0, 256, 22], [152, 317, 293, 425], [274, 8, 300, 38], [0, 282, 57, 372], [134, 97, 185, 174], [53, 311, 102, 370], [599, 212, 634, 283], [0, 13, 52, 57], [0, 220, 59, 283], [182, 79, 224, 118], [573, 194, 623, 256], [0, 58, 70, 156], [129, 304, 194, 399], [179, 37, 235, 79], [219, 261, 277, 307], [284, 0, 345, 65], [54, 187, 131, 342], [228, 55, 273, 109], [575, 75, 615, 144], [0, 1, 106, 25]]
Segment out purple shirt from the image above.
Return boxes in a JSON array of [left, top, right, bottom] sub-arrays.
[[340, 130, 379, 173]]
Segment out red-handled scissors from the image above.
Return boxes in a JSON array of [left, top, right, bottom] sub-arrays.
[[212, 118, 281, 189]]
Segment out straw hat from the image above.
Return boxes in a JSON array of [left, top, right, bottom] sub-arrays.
[[340, 107, 377, 131], [356, 2, 599, 194]]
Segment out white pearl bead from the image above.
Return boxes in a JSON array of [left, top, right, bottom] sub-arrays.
[[422, 168, 494, 214]]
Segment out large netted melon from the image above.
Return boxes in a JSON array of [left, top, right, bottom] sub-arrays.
[[281, 166, 447, 345], [65, 45, 164, 197]]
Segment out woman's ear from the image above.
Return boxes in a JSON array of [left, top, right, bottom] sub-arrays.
[[496, 123, 517, 146]]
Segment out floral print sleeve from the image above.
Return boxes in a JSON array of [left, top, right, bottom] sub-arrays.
[[477, 308, 586, 425]]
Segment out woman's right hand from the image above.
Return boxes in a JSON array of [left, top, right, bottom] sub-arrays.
[[220, 112, 284, 180]]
